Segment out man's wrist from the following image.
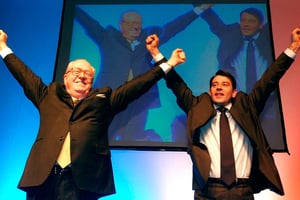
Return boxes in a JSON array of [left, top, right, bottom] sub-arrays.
[[0, 47, 13, 58], [159, 62, 173, 74], [166, 61, 175, 68], [150, 52, 173, 74], [288, 43, 300, 54], [151, 53, 164, 64], [193, 6, 205, 15], [284, 48, 297, 59]]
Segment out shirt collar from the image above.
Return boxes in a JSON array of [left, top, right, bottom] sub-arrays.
[[243, 32, 260, 41], [213, 102, 232, 111]]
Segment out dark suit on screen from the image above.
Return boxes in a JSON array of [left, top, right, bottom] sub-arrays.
[[3, 53, 166, 198], [75, 7, 200, 143], [164, 52, 294, 195], [200, 7, 273, 84]]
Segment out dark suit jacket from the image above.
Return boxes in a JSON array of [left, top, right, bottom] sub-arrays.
[[201, 8, 273, 74], [75, 6, 199, 89], [3, 53, 165, 198], [164, 52, 294, 195]]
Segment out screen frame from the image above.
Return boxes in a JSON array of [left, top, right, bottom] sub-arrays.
[[54, 0, 289, 152]]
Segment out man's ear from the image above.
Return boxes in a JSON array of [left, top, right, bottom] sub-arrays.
[[232, 89, 237, 98], [63, 74, 68, 85]]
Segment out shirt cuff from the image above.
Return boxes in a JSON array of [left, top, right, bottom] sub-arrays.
[[284, 48, 296, 59], [151, 53, 164, 63], [160, 62, 173, 74], [193, 7, 204, 15], [151, 53, 172, 74], [0, 47, 13, 58]]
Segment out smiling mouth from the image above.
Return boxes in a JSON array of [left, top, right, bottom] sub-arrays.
[[74, 81, 86, 86], [242, 28, 253, 33], [215, 93, 224, 96], [214, 95, 225, 99]]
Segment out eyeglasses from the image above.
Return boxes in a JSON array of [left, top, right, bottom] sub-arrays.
[[66, 68, 94, 79], [122, 20, 141, 27]]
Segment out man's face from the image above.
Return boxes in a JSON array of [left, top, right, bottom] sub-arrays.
[[209, 75, 237, 106], [64, 59, 94, 99], [240, 12, 263, 37], [120, 12, 142, 42]]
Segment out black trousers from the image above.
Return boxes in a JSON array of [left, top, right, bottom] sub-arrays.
[[194, 179, 254, 200], [26, 165, 99, 200]]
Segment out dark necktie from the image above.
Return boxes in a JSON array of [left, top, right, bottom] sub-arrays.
[[219, 107, 236, 186], [246, 37, 257, 93]]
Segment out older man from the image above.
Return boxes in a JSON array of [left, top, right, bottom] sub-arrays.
[[0, 30, 184, 200]]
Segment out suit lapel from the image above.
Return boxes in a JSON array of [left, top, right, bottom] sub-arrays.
[[228, 96, 256, 142], [188, 94, 215, 133], [56, 84, 74, 107]]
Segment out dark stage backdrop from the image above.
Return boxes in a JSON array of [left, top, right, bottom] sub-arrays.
[[54, 0, 288, 152]]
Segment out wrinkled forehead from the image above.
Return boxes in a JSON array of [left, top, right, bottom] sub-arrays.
[[65, 59, 94, 72], [122, 12, 142, 22]]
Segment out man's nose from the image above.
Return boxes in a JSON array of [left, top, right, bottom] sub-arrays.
[[78, 71, 86, 78]]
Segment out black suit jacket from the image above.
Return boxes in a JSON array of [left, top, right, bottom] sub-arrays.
[[3, 53, 165, 198], [164, 52, 294, 195], [201, 8, 273, 75]]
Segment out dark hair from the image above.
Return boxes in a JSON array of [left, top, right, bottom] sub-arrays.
[[209, 70, 237, 90], [240, 8, 264, 24]]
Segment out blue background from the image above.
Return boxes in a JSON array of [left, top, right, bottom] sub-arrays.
[[0, 1, 280, 199]]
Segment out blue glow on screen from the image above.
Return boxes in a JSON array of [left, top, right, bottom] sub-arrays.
[[69, 3, 268, 147]]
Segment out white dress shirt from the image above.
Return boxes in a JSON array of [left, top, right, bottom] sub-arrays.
[[200, 103, 253, 179]]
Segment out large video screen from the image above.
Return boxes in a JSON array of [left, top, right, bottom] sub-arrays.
[[54, 0, 288, 151]]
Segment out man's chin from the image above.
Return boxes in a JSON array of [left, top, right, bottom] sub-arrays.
[[213, 99, 226, 106], [74, 88, 88, 94]]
